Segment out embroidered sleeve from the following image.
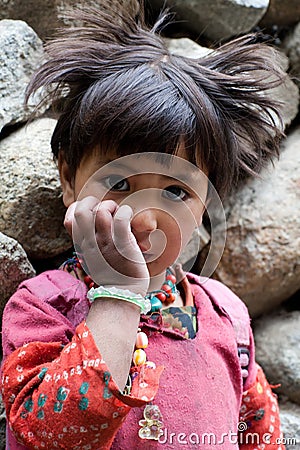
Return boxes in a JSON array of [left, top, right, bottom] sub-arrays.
[[239, 364, 285, 450], [2, 322, 163, 449], [1, 282, 163, 449]]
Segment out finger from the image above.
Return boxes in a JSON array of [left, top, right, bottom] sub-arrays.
[[112, 205, 138, 250], [64, 202, 77, 237], [94, 200, 119, 248], [73, 196, 101, 232], [72, 196, 104, 260]]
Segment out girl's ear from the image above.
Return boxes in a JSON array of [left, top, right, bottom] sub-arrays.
[[58, 153, 75, 207]]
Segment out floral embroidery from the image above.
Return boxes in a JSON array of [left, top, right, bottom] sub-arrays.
[[141, 305, 197, 339], [239, 365, 284, 449], [79, 382, 90, 410]]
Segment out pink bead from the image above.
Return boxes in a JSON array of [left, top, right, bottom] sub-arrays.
[[241, 369, 249, 378], [136, 331, 148, 349], [133, 349, 147, 366], [239, 353, 249, 367]]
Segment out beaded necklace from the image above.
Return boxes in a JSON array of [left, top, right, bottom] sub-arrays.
[[131, 269, 178, 440], [62, 254, 180, 440], [62, 254, 178, 313], [131, 268, 178, 439]]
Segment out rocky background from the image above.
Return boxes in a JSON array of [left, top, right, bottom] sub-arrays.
[[0, 0, 300, 448]]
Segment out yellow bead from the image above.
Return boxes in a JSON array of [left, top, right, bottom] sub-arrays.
[[133, 349, 147, 366], [136, 331, 148, 349], [257, 382, 263, 394]]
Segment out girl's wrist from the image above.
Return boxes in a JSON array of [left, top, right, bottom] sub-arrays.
[[87, 286, 151, 315]]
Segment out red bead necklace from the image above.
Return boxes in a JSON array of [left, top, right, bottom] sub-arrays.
[[63, 254, 177, 313]]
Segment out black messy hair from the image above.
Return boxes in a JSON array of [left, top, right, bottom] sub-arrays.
[[26, 2, 285, 198]]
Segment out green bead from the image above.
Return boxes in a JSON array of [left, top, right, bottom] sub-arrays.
[[166, 279, 174, 287], [150, 296, 163, 312]]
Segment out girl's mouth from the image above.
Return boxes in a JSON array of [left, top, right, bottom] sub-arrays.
[[138, 242, 151, 253], [142, 252, 156, 262]]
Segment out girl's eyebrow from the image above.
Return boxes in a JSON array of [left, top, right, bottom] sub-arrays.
[[100, 159, 200, 185], [157, 173, 194, 185]]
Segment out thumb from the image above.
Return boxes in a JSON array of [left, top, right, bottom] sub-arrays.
[[113, 205, 134, 243], [113, 204, 143, 255]]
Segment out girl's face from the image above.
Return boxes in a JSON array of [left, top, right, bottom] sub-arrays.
[[60, 147, 208, 279]]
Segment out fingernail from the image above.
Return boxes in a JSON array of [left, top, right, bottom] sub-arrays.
[[116, 205, 133, 220]]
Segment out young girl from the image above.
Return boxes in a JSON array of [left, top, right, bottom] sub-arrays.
[[2, 4, 286, 449]]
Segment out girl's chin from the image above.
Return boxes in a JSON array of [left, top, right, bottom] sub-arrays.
[[142, 253, 156, 262], [147, 260, 177, 279]]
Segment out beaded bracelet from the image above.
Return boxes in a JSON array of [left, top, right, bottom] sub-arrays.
[[87, 286, 151, 315]]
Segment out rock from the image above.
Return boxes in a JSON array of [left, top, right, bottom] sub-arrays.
[[271, 53, 299, 128], [150, 0, 269, 41], [0, 118, 72, 259], [259, 0, 300, 28], [272, 77, 299, 127], [254, 310, 300, 405], [165, 37, 211, 59], [199, 127, 300, 318], [0, 232, 35, 319], [166, 37, 298, 129], [0, 0, 140, 41], [279, 400, 300, 448], [177, 225, 211, 270], [282, 23, 300, 86], [0, 19, 47, 132]]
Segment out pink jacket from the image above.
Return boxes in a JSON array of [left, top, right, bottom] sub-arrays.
[[2, 270, 256, 449]]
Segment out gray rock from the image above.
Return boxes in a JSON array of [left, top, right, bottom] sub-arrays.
[[259, 0, 300, 27], [204, 127, 300, 317], [0, 19, 47, 132], [0, 232, 35, 319], [280, 400, 300, 449], [271, 52, 299, 128], [177, 225, 211, 271], [282, 23, 300, 87], [0, 0, 140, 41], [165, 37, 211, 59], [254, 310, 300, 405], [151, 0, 269, 41], [166, 37, 298, 129], [0, 118, 72, 259]]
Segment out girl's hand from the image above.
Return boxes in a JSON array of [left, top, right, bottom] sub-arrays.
[[64, 196, 149, 296]]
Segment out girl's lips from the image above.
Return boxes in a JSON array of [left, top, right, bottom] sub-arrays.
[[137, 243, 155, 261], [142, 252, 156, 262]]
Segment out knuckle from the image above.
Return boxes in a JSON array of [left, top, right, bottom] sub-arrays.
[[96, 231, 114, 252], [73, 207, 85, 221], [73, 202, 90, 221]]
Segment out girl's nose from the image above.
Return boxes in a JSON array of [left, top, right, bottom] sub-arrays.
[[130, 208, 158, 235]]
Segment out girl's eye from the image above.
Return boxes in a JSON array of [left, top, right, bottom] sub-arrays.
[[103, 175, 129, 191], [163, 186, 189, 202]]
